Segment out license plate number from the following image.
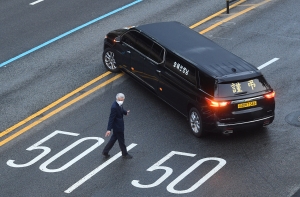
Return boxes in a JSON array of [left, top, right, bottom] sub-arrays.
[[238, 101, 257, 109]]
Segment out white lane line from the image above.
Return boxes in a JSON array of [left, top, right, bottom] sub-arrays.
[[29, 0, 44, 5], [64, 143, 137, 193], [258, 58, 280, 70]]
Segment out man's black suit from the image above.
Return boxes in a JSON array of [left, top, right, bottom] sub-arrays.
[[103, 101, 128, 156]]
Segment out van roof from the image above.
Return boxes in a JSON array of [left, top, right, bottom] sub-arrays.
[[135, 21, 261, 81]]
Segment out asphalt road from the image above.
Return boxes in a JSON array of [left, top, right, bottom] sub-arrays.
[[1, 0, 300, 196], [0, 0, 134, 63]]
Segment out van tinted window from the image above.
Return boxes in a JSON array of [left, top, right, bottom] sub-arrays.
[[199, 73, 215, 96], [135, 33, 153, 57], [217, 76, 270, 97], [149, 42, 164, 63], [122, 30, 139, 47], [122, 31, 152, 56], [122, 31, 164, 63]]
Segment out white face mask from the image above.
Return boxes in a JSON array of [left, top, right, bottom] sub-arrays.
[[116, 100, 124, 106]]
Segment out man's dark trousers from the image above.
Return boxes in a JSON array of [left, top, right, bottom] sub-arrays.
[[103, 131, 128, 156]]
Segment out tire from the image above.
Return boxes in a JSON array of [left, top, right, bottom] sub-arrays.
[[102, 48, 120, 73], [189, 107, 205, 138]]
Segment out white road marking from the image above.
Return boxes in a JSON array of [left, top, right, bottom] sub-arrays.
[[258, 58, 280, 70], [39, 137, 104, 173], [29, 0, 44, 5], [64, 143, 138, 193], [132, 151, 196, 189], [167, 157, 226, 194], [7, 130, 79, 168]]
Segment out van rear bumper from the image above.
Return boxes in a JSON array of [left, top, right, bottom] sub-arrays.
[[216, 115, 274, 130]]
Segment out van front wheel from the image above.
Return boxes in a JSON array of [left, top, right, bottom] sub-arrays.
[[189, 107, 205, 137], [102, 48, 120, 73]]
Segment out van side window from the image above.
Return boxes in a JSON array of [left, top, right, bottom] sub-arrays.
[[122, 30, 139, 47], [135, 33, 164, 64], [165, 53, 196, 84], [122, 31, 164, 64], [149, 43, 164, 63], [134, 33, 153, 57], [199, 73, 215, 96]]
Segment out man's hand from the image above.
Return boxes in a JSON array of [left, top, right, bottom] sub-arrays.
[[105, 130, 111, 137]]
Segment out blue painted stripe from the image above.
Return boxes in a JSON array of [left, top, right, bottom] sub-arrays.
[[0, 0, 143, 68]]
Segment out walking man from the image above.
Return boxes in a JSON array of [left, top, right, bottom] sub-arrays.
[[102, 93, 133, 159]]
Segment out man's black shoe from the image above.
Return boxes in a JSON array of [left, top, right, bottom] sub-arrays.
[[122, 154, 133, 159], [102, 153, 110, 158]]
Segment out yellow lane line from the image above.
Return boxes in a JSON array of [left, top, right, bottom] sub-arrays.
[[189, 0, 246, 29], [200, 0, 271, 34], [239, 4, 257, 6], [0, 73, 124, 146], [0, 71, 111, 139]]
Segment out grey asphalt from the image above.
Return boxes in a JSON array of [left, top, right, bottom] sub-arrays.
[[0, 0, 300, 196], [0, 0, 134, 63]]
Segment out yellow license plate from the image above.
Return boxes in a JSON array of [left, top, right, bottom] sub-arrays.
[[238, 101, 257, 109]]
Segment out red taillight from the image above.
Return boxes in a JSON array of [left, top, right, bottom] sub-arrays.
[[205, 98, 229, 107], [264, 91, 275, 99]]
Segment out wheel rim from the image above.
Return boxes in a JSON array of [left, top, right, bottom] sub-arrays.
[[104, 51, 116, 70], [190, 111, 201, 134]]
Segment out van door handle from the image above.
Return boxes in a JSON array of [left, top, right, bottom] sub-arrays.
[[156, 70, 161, 74]]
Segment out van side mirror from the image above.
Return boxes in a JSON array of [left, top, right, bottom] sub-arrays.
[[114, 36, 121, 43]]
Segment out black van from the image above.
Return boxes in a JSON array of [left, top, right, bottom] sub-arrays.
[[102, 21, 275, 137]]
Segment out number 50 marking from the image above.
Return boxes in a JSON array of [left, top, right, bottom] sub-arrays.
[[132, 151, 226, 194], [7, 130, 104, 172]]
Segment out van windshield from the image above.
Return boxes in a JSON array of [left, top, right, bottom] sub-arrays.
[[217, 76, 270, 97]]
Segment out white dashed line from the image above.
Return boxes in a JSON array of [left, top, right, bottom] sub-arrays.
[[258, 58, 280, 70], [29, 0, 44, 5]]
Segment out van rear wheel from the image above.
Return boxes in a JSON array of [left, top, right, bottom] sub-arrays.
[[189, 107, 205, 137], [102, 48, 120, 73]]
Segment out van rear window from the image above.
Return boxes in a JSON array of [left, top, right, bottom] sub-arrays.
[[217, 76, 270, 97]]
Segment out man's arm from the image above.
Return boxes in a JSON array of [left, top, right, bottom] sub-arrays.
[[122, 108, 130, 115], [107, 106, 117, 131], [123, 109, 127, 115]]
